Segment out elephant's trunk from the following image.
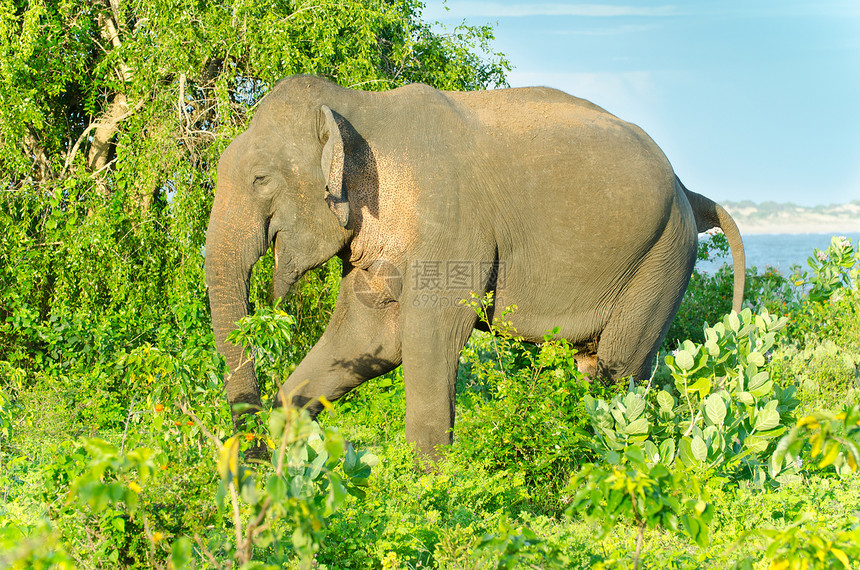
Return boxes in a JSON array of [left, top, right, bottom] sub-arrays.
[[205, 192, 268, 414]]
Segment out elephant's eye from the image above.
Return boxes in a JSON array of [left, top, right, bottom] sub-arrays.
[[253, 175, 270, 187]]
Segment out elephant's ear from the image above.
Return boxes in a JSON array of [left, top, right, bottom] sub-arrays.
[[319, 105, 350, 228]]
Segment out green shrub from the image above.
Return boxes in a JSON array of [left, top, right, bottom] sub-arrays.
[[587, 308, 798, 484], [775, 238, 860, 411], [568, 304, 860, 569], [0, 518, 76, 569], [451, 293, 617, 510], [794, 236, 860, 303], [665, 231, 798, 351], [784, 287, 860, 349], [772, 340, 860, 412]]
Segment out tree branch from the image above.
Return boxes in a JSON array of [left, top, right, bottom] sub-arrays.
[[25, 130, 52, 182], [61, 94, 148, 177]]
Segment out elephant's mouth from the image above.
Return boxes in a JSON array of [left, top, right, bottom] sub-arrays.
[[272, 233, 299, 301]]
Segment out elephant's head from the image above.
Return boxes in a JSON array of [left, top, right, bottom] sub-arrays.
[[204, 93, 357, 413]]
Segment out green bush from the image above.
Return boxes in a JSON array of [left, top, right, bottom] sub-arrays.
[[772, 339, 860, 412], [665, 232, 798, 351], [451, 293, 617, 510], [784, 286, 860, 349], [794, 236, 860, 303], [568, 305, 860, 569], [775, 238, 860, 411]]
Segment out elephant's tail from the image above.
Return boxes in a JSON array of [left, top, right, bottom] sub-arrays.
[[678, 177, 746, 312]]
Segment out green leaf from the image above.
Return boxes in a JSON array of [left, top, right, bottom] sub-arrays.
[[704, 394, 727, 426], [737, 391, 755, 405], [623, 393, 646, 421], [744, 435, 768, 454], [323, 427, 345, 464], [688, 377, 712, 398], [728, 312, 740, 332], [293, 472, 315, 498], [704, 340, 719, 357], [343, 447, 375, 484], [268, 412, 286, 440], [344, 444, 358, 473], [753, 409, 779, 432], [240, 476, 258, 505], [327, 472, 349, 510], [643, 440, 659, 463], [583, 394, 597, 414], [691, 435, 708, 462], [749, 380, 774, 399], [308, 448, 327, 479], [266, 474, 287, 502], [747, 351, 765, 367], [659, 438, 676, 465], [756, 426, 787, 440], [675, 350, 694, 371], [624, 445, 647, 468], [748, 371, 769, 391], [703, 424, 718, 444], [681, 514, 711, 548], [170, 537, 193, 569], [656, 390, 675, 411], [624, 417, 649, 435], [678, 437, 696, 467]]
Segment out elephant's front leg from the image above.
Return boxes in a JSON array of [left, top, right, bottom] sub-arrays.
[[400, 301, 477, 460], [278, 268, 402, 416]]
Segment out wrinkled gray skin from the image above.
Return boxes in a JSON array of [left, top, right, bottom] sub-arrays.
[[205, 75, 745, 460]]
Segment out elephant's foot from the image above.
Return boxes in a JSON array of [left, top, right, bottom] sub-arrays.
[[574, 351, 598, 377]]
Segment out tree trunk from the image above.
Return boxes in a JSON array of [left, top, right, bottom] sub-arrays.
[[88, 0, 135, 188], [87, 92, 128, 174]]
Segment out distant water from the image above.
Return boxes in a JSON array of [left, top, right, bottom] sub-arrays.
[[697, 232, 860, 276]]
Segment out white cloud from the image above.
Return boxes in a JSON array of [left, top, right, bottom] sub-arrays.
[[426, 2, 679, 19], [549, 23, 658, 35]]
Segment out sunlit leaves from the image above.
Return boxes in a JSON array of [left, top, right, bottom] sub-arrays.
[[65, 438, 156, 516], [737, 512, 860, 570], [0, 0, 509, 191], [776, 408, 860, 476], [704, 393, 726, 426], [565, 447, 714, 549], [573, 302, 860, 568], [795, 236, 859, 303]]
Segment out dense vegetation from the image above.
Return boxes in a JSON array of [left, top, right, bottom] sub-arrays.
[[2, 1, 859, 568]]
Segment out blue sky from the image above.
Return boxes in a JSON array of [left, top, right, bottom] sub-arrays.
[[424, 1, 860, 206]]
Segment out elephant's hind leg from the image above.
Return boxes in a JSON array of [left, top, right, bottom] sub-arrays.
[[595, 221, 696, 382], [278, 268, 402, 416]]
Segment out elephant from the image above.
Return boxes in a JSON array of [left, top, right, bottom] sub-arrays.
[[205, 74, 745, 460]]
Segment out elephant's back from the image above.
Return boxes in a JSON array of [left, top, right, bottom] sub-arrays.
[[447, 87, 674, 210], [446, 86, 632, 138], [462, 88, 677, 234]]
